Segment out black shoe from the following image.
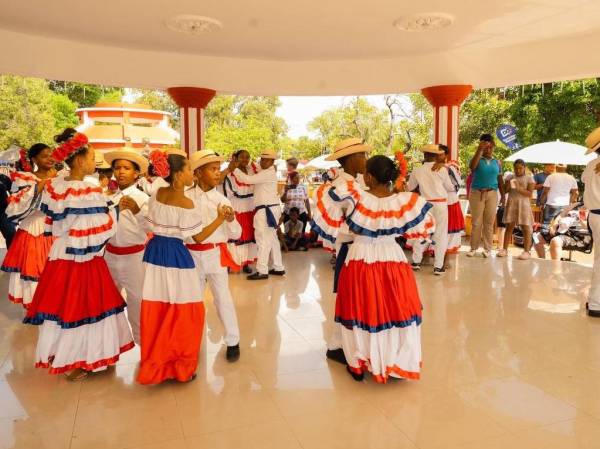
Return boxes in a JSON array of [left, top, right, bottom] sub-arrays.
[[268, 269, 286, 276], [226, 344, 240, 362], [242, 265, 252, 274], [411, 263, 421, 271], [586, 303, 600, 318], [325, 348, 347, 365], [247, 273, 268, 280], [433, 267, 446, 276], [346, 365, 364, 382]]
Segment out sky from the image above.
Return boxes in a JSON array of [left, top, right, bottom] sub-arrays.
[[276, 95, 389, 138]]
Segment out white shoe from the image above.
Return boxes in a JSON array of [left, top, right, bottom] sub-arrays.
[[466, 250, 477, 257], [518, 251, 531, 260], [497, 249, 508, 257], [482, 250, 491, 258]]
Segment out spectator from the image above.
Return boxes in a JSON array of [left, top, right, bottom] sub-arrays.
[[533, 203, 590, 260], [467, 134, 505, 258], [497, 159, 535, 260], [533, 164, 556, 206], [286, 157, 299, 184], [0, 171, 15, 247], [539, 164, 578, 225], [281, 171, 311, 235], [583, 126, 600, 318], [279, 207, 308, 251]]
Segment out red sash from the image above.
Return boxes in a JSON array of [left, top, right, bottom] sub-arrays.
[[105, 243, 145, 255], [186, 242, 241, 272]]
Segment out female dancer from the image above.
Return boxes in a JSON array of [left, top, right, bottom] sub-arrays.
[[137, 149, 227, 385], [331, 155, 434, 383], [1, 144, 56, 308], [24, 128, 134, 380], [221, 149, 258, 272]]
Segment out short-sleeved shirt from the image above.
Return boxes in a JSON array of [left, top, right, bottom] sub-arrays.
[[284, 184, 308, 214], [533, 172, 549, 206], [471, 158, 501, 190], [543, 173, 578, 206], [284, 220, 303, 237]]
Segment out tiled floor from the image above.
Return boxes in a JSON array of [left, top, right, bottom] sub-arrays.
[[1, 248, 600, 449]]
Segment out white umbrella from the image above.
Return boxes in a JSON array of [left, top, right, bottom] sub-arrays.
[[304, 154, 340, 171], [505, 140, 594, 166]]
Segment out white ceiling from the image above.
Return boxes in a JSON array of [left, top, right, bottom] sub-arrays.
[[1, 0, 599, 95]]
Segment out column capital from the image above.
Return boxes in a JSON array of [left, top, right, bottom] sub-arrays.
[[167, 87, 216, 109], [421, 84, 473, 108]]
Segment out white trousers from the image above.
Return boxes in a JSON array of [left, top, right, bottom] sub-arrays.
[[105, 250, 144, 344], [189, 250, 240, 346], [588, 214, 600, 312], [412, 202, 448, 269], [254, 208, 284, 275]]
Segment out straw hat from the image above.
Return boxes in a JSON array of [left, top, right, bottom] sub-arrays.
[[95, 152, 110, 169], [260, 149, 278, 160], [325, 138, 372, 161], [164, 148, 188, 158], [585, 127, 600, 154], [190, 149, 225, 171], [104, 147, 149, 173], [419, 144, 444, 155]]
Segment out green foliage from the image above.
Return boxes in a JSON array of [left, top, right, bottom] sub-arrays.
[[204, 95, 288, 157], [0, 75, 57, 149], [48, 80, 123, 107], [50, 93, 78, 131]]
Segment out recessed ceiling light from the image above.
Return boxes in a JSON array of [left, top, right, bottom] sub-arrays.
[[166, 15, 223, 36], [394, 13, 454, 32]]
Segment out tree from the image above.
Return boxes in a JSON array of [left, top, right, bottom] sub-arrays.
[[50, 93, 79, 131], [48, 80, 123, 107], [0, 75, 57, 150]]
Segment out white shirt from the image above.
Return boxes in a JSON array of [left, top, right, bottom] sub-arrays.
[[582, 157, 600, 210], [331, 169, 366, 244], [108, 184, 149, 247], [543, 172, 578, 206], [233, 166, 279, 207], [138, 176, 169, 196], [185, 186, 241, 244], [407, 162, 455, 201]]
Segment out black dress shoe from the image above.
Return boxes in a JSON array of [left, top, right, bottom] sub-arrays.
[[242, 265, 252, 274], [346, 365, 364, 382], [268, 269, 285, 276], [247, 273, 268, 280], [226, 344, 240, 362], [325, 348, 347, 365], [586, 303, 600, 318]]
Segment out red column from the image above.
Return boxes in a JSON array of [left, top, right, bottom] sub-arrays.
[[421, 85, 473, 161], [167, 87, 216, 157]]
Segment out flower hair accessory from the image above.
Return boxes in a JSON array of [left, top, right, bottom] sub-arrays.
[[18, 148, 33, 172], [149, 150, 170, 178], [53, 133, 89, 163], [394, 151, 408, 181]]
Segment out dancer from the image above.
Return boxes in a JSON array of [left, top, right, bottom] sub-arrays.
[[23, 129, 134, 380], [232, 149, 285, 280], [310, 137, 371, 364], [330, 155, 433, 383], [137, 149, 228, 385], [1, 144, 56, 308], [222, 149, 259, 273], [186, 149, 242, 362], [583, 127, 600, 318], [103, 147, 150, 344], [442, 145, 465, 255], [407, 144, 454, 275]]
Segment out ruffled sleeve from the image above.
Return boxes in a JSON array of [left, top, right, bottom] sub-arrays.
[[5, 172, 41, 221], [41, 178, 116, 257], [309, 182, 345, 250], [179, 200, 204, 238], [330, 180, 435, 240], [223, 172, 254, 200]]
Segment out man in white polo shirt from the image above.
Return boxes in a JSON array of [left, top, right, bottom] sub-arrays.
[[540, 164, 579, 224], [407, 144, 455, 275], [583, 127, 600, 318]]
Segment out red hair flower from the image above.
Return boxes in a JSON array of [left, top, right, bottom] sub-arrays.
[[18, 148, 33, 172], [394, 151, 408, 181], [149, 150, 170, 178], [53, 133, 89, 163]]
